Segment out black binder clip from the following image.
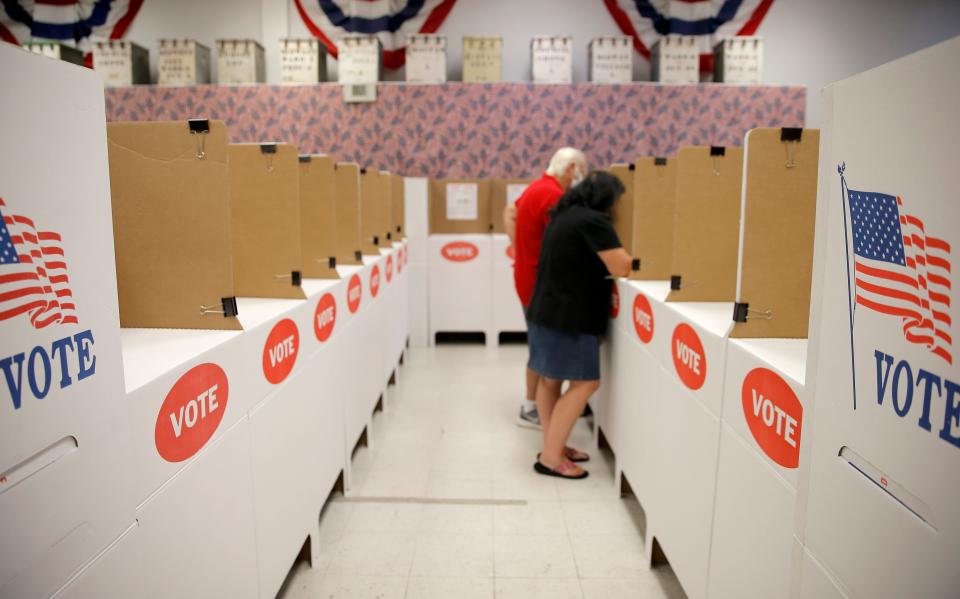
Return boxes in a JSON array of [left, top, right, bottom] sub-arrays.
[[628, 163, 636, 171], [187, 119, 210, 160], [299, 155, 311, 163], [654, 157, 667, 166], [373, 235, 379, 245], [632, 258, 641, 272], [387, 232, 393, 241], [710, 146, 725, 175], [781, 128, 802, 168], [355, 250, 363, 261], [328, 257, 337, 269], [200, 296, 239, 318], [274, 271, 302, 286], [670, 275, 682, 290], [396, 225, 402, 233], [733, 302, 750, 323], [260, 143, 277, 172]]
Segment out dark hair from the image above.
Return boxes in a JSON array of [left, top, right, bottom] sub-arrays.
[[550, 170, 625, 217]]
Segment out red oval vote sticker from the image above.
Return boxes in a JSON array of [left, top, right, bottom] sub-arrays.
[[671, 323, 706, 390], [370, 264, 381, 297], [314, 293, 337, 342], [441, 241, 478, 262], [155, 363, 229, 463], [262, 318, 299, 384], [610, 283, 620, 318], [347, 274, 362, 313], [742, 368, 803, 468], [632, 294, 654, 344], [386, 255, 394, 282]]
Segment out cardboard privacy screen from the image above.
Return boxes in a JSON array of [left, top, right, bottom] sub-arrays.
[[107, 120, 242, 330], [334, 162, 363, 265], [732, 128, 820, 338], [429, 178, 492, 234], [359, 168, 383, 255], [391, 173, 405, 240], [228, 143, 306, 299], [667, 145, 744, 302], [631, 156, 677, 280], [379, 170, 394, 243], [490, 178, 533, 234], [608, 163, 636, 253], [298, 154, 339, 279]]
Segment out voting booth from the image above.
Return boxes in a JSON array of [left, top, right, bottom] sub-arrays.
[[0, 45, 136, 599], [491, 179, 531, 337], [795, 38, 960, 599]]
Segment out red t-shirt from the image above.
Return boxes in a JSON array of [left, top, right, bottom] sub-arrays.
[[513, 173, 564, 307]]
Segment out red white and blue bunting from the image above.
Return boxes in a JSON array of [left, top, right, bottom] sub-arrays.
[[293, 0, 458, 70], [603, 0, 774, 72], [0, 0, 143, 56]]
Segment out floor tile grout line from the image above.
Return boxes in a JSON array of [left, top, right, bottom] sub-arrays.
[[337, 495, 527, 506]]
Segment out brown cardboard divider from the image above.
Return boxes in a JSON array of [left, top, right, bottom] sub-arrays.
[[334, 162, 363, 265], [299, 155, 339, 279], [391, 173, 406, 240], [378, 170, 394, 244], [429, 178, 492, 234], [731, 128, 820, 338], [667, 146, 744, 302], [359, 168, 383, 255], [608, 164, 636, 254], [107, 120, 242, 330], [490, 178, 534, 234], [631, 156, 677, 280], [228, 143, 306, 299]]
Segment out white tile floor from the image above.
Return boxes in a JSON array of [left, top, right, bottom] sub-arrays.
[[278, 344, 686, 599]]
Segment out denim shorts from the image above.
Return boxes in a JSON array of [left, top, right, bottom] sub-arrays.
[[527, 321, 601, 381]]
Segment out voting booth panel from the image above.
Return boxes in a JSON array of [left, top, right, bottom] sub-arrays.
[[492, 234, 526, 336], [668, 146, 744, 302], [334, 163, 364, 266], [359, 169, 386, 255], [228, 143, 306, 300], [798, 38, 960, 599], [429, 179, 493, 234], [490, 178, 533, 234], [794, 548, 848, 599], [608, 163, 636, 255], [391, 174, 406, 240], [631, 157, 677, 281], [108, 119, 241, 330], [136, 417, 259, 599], [49, 524, 143, 599], [733, 128, 820, 339], [0, 46, 135, 599], [298, 155, 339, 279], [428, 234, 494, 342]]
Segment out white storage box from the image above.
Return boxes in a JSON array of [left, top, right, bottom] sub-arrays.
[[651, 35, 699, 84], [23, 41, 84, 65], [216, 39, 265, 84], [280, 38, 327, 84], [462, 36, 502, 83], [337, 35, 383, 84], [713, 36, 763, 84], [589, 36, 633, 83], [406, 34, 447, 83], [531, 35, 573, 83], [158, 39, 211, 85], [92, 40, 149, 86]]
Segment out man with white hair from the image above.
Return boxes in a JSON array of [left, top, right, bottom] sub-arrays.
[[504, 147, 588, 428]]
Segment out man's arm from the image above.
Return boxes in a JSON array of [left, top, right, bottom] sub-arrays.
[[503, 203, 518, 244], [598, 247, 632, 278]]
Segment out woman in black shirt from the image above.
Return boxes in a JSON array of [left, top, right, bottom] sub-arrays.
[[526, 171, 632, 479]]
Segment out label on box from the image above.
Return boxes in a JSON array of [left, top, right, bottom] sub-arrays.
[[347, 274, 362, 313], [741, 367, 802, 468], [442, 241, 479, 262], [314, 292, 337, 342], [446, 183, 478, 220], [672, 323, 706, 390], [262, 318, 299, 384], [506, 184, 528, 205], [155, 363, 229, 462], [632, 293, 654, 343]]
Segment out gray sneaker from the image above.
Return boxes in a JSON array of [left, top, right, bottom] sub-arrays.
[[517, 407, 542, 430]]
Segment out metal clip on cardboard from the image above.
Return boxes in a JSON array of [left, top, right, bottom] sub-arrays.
[[654, 157, 667, 166], [200, 296, 239, 317], [260, 143, 277, 172], [273, 270, 302, 286], [355, 250, 363, 262], [188, 119, 209, 160], [632, 258, 641, 272], [671, 275, 682, 290], [328, 257, 337, 269], [781, 127, 803, 168], [710, 146, 725, 176], [733, 301, 774, 322]]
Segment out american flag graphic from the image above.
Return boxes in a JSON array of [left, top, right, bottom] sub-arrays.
[[0, 198, 78, 328], [847, 188, 952, 364]]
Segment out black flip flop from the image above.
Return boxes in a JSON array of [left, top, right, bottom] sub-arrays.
[[534, 461, 589, 480], [538, 450, 590, 464]]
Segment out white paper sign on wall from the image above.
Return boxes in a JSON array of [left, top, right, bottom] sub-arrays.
[[446, 183, 479, 220]]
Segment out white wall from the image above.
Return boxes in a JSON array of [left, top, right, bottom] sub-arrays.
[[125, 0, 960, 127]]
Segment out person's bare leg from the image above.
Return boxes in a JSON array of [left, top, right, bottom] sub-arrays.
[[535, 377, 562, 446], [539, 380, 600, 469], [526, 367, 540, 405]]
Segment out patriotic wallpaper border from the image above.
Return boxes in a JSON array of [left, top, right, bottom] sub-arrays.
[[104, 83, 805, 178]]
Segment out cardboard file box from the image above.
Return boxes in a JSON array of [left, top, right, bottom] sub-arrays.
[[23, 41, 83, 65], [406, 34, 447, 83], [158, 39, 211, 85], [651, 35, 699, 84], [531, 35, 573, 84], [108, 119, 241, 330], [216, 39, 265, 84], [337, 35, 383, 83], [92, 40, 149, 86], [228, 143, 306, 300], [280, 38, 327, 84], [463, 36, 502, 83], [589, 36, 633, 83], [713, 37, 763, 84]]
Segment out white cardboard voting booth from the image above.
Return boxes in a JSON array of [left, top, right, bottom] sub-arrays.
[[404, 178, 430, 348], [0, 45, 135, 599], [795, 38, 960, 599], [428, 234, 494, 345], [49, 523, 142, 599], [492, 234, 526, 337]]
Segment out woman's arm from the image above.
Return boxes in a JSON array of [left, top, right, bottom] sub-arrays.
[[597, 247, 632, 278], [503, 204, 517, 243]]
